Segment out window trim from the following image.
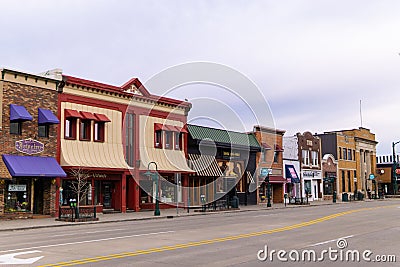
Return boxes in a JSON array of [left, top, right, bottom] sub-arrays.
[[164, 131, 173, 150], [65, 117, 77, 140], [79, 119, 92, 141], [174, 132, 183, 150], [302, 150, 310, 166], [10, 121, 22, 135], [38, 124, 50, 138], [93, 121, 105, 142], [154, 130, 163, 148]]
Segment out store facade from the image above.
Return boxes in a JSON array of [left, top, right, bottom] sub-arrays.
[[187, 124, 261, 206], [0, 68, 66, 218], [58, 74, 192, 213], [253, 125, 286, 204]]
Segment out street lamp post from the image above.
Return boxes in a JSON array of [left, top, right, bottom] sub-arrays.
[[144, 162, 160, 216], [392, 141, 400, 195], [265, 174, 271, 207]]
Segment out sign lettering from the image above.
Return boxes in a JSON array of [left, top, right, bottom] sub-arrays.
[[8, 184, 27, 192], [15, 138, 44, 155]]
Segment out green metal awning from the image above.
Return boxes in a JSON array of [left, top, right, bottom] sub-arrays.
[[187, 124, 261, 149]]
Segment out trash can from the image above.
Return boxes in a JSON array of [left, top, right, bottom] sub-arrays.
[[231, 196, 239, 209], [357, 192, 364, 201], [342, 193, 348, 202]]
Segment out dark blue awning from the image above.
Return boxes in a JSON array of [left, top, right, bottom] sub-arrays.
[[38, 108, 60, 124], [10, 104, 33, 121], [285, 164, 300, 183], [2, 155, 66, 177]]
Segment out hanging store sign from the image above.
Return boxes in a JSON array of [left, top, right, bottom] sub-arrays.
[[15, 138, 44, 155], [8, 184, 27, 192]]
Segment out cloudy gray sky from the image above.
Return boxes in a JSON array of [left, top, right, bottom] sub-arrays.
[[1, 0, 399, 155]]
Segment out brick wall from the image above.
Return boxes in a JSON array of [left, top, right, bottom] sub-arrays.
[[0, 78, 59, 216]]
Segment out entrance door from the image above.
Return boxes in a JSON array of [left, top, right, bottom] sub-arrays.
[[103, 183, 112, 209], [33, 179, 44, 214]]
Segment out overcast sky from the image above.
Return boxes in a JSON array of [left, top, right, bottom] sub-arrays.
[[1, 0, 399, 155]]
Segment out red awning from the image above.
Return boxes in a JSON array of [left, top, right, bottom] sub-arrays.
[[268, 176, 286, 183], [94, 113, 111, 122], [274, 144, 284, 152], [154, 123, 182, 132], [261, 142, 272, 150], [65, 109, 83, 119], [80, 111, 97, 120]]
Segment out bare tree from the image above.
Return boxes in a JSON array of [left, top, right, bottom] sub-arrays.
[[69, 168, 91, 209]]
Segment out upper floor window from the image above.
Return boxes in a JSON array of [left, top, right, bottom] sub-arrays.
[[125, 113, 134, 167], [165, 131, 173, 149], [10, 122, 22, 135], [339, 147, 342, 159], [302, 150, 309, 166], [348, 149, 352, 161], [273, 151, 279, 163], [38, 108, 59, 138], [65, 118, 77, 139], [9, 104, 32, 135], [311, 151, 318, 166], [155, 130, 162, 148], [64, 109, 82, 140], [94, 122, 105, 142], [175, 132, 183, 150], [38, 124, 49, 138], [80, 120, 91, 141], [343, 148, 347, 160]]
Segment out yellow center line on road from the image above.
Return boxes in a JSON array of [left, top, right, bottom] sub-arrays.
[[38, 205, 395, 267]]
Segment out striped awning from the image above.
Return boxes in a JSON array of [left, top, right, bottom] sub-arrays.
[[188, 154, 223, 177]]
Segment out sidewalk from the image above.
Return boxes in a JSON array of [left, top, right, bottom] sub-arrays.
[[0, 200, 351, 232]]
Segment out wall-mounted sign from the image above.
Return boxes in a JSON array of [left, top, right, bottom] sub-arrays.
[[8, 184, 27, 192], [302, 170, 322, 178], [91, 173, 107, 179], [260, 168, 272, 177], [222, 150, 241, 159], [15, 138, 44, 155]]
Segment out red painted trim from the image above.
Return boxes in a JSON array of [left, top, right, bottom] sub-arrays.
[[63, 75, 191, 108]]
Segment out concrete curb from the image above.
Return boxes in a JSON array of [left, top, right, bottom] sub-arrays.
[[0, 199, 382, 232]]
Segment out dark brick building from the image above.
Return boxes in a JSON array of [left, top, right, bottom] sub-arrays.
[[0, 68, 66, 218]]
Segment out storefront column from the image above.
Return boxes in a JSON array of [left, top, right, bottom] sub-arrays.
[[55, 177, 61, 217], [133, 177, 140, 211], [121, 173, 127, 213], [182, 175, 188, 207]]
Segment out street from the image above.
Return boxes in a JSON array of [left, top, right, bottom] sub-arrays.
[[0, 200, 399, 266]]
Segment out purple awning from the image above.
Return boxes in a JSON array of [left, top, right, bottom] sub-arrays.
[[10, 104, 33, 121], [2, 155, 66, 177], [38, 108, 60, 124]]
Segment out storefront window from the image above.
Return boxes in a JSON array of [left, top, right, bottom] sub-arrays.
[[304, 180, 312, 195], [5, 180, 30, 212], [160, 176, 176, 203], [323, 181, 333, 195]]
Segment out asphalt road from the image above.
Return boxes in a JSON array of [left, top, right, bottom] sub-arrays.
[[0, 200, 399, 266]]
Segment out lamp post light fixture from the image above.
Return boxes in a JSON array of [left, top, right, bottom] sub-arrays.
[[392, 141, 400, 195], [144, 161, 160, 216]]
